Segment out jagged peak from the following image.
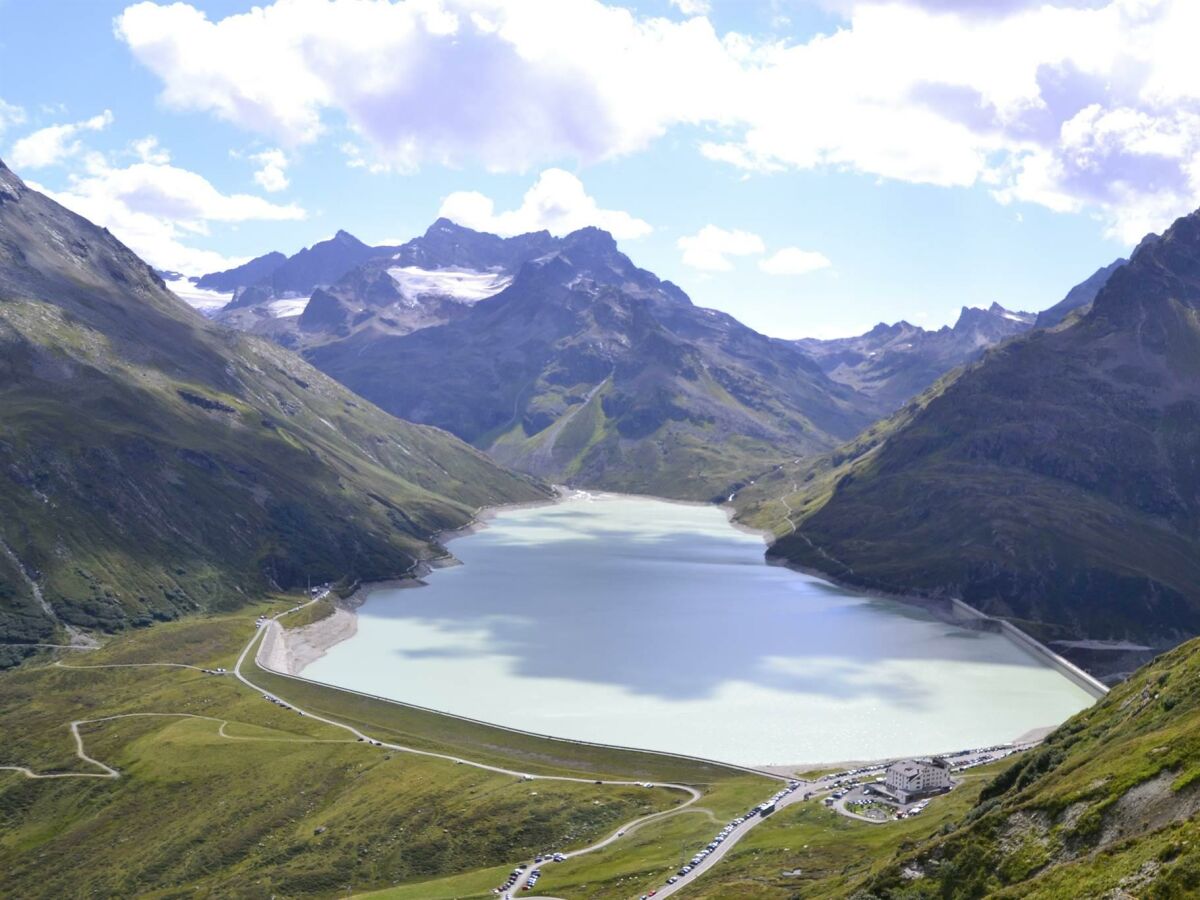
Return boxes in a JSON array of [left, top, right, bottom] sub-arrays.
[[562, 226, 618, 252], [0, 156, 26, 200], [424, 216, 472, 236], [1091, 205, 1200, 321], [331, 229, 366, 246], [421, 217, 554, 244]]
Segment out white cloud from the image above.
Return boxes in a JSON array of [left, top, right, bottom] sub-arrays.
[[36, 152, 304, 275], [9, 110, 114, 169], [677, 225, 765, 271], [0, 98, 26, 134], [116, 0, 1200, 245], [439, 168, 652, 239], [759, 247, 832, 275], [116, 0, 743, 172], [670, 0, 711, 14], [250, 148, 290, 192], [131, 136, 171, 164], [341, 142, 390, 174]]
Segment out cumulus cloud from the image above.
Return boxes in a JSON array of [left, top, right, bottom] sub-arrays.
[[702, 0, 1200, 242], [0, 98, 26, 135], [116, 0, 1200, 245], [818, 0, 1106, 16], [131, 136, 171, 164], [9, 110, 114, 169], [439, 169, 652, 239], [250, 148, 290, 192], [115, 0, 742, 172], [677, 225, 765, 271], [759, 247, 832, 275], [37, 152, 304, 274]]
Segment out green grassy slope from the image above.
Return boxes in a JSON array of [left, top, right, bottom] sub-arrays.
[[679, 761, 1009, 899], [0, 606, 766, 898], [0, 159, 549, 662], [854, 635, 1200, 898], [755, 209, 1200, 648]]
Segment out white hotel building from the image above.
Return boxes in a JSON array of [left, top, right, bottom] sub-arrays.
[[884, 758, 952, 803]]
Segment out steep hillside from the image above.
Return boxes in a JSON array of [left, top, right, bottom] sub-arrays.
[[764, 208, 1200, 653], [306, 226, 882, 499], [1035, 257, 1126, 329], [796, 302, 1035, 409], [859, 635, 1200, 898], [0, 159, 548, 665]]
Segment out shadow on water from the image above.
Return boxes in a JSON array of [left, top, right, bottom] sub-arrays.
[[360, 514, 1051, 708]]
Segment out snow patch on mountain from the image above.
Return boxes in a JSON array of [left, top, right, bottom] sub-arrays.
[[387, 266, 512, 304], [268, 296, 310, 317], [999, 308, 1036, 324], [165, 277, 233, 315]]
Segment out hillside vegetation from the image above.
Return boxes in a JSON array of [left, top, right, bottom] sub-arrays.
[[755, 208, 1200, 651], [1, 605, 741, 898], [856, 635, 1200, 898], [0, 159, 548, 664]]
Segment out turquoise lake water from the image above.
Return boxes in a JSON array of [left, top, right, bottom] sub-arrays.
[[303, 493, 1096, 766]]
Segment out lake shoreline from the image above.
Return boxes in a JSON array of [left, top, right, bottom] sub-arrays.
[[277, 491, 1095, 765]]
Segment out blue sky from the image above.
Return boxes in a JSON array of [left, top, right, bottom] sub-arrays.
[[1, 0, 1195, 338]]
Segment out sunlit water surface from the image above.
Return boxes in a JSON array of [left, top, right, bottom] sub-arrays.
[[303, 494, 1095, 766]]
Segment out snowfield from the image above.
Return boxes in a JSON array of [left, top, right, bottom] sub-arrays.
[[165, 278, 233, 315], [267, 297, 311, 318], [387, 266, 512, 304]]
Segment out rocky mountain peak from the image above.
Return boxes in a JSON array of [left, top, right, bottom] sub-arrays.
[[332, 229, 366, 246], [1091, 207, 1200, 328], [0, 156, 26, 202], [952, 302, 1033, 332]]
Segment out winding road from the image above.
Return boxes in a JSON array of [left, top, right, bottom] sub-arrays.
[[4, 598, 1030, 898], [237, 600, 741, 896]]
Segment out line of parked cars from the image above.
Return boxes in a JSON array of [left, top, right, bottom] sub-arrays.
[[665, 781, 801, 888], [496, 864, 527, 895], [493, 852, 566, 895]]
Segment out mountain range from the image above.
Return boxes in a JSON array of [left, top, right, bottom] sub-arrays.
[[0, 158, 547, 665], [795, 302, 1037, 409], [189, 221, 1078, 500], [193, 221, 893, 498]]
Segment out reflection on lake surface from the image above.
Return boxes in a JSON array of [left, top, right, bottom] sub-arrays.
[[303, 494, 1096, 766]]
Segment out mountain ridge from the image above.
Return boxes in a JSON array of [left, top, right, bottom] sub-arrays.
[[760, 205, 1200, 659], [795, 301, 1037, 408]]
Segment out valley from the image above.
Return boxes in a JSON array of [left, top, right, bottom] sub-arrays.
[[3, 78, 1200, 897]]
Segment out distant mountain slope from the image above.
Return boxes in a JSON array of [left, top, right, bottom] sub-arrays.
[[304, 225, 882, 499], [0, 159, 548, 666], [221, 229, 384, 312], [1035, 257, 1126, 329], [195, 250, 286, 293], [796, 302, 1035, 408], [764, 208, 1200, 651], [860, 633, 1200, 898]]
